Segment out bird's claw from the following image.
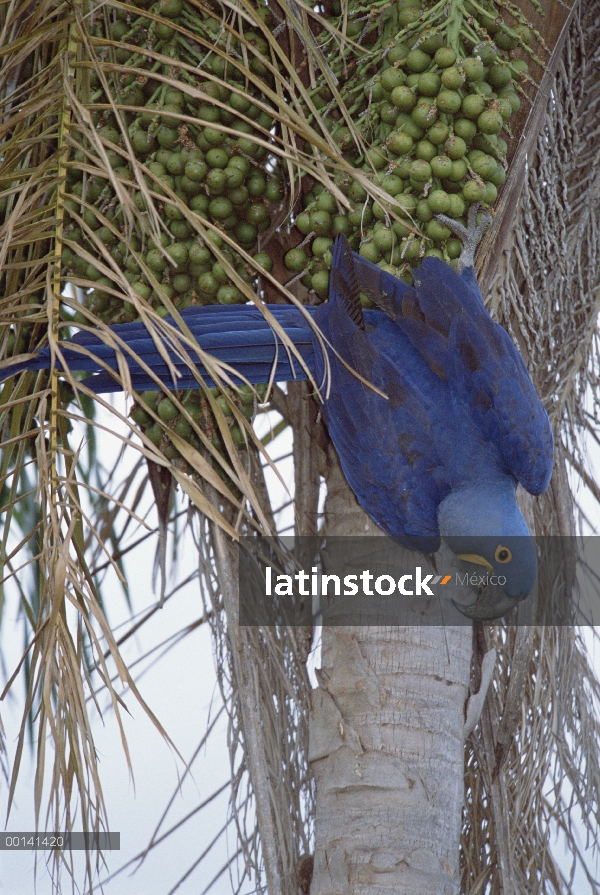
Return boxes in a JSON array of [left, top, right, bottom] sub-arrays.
[[435, 202, 492, 272]]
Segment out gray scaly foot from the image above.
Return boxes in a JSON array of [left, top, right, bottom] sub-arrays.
[[435, 202, 492, 272]]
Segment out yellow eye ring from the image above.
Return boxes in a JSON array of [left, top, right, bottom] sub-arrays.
[[494, 545, 512, 564]]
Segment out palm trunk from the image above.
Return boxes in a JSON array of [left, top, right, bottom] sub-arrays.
[[309, 454, 472, 894]]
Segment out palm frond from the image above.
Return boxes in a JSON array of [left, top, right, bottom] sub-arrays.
[[0, 3, 190, 888], [462, 3, 600, 891]]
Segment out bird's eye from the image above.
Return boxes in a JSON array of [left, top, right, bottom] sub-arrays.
[[494, 545, 512, 564]]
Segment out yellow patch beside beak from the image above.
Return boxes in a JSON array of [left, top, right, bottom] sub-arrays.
[[457, 553, 494, 572]]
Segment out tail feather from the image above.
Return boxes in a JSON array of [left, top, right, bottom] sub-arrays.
[[1, 304, 318, 393], [330, 235, 364, 330]]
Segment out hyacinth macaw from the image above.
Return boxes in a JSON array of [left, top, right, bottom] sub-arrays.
[[1, 209, 554, 619]]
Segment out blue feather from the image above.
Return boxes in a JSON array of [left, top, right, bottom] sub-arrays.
[[4, 305, 316, 392], [1, 235, 553, 612]]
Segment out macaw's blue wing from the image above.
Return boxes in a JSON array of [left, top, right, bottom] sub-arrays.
[[314, 237, 447, 552], [417, 259, 553, 496], [352, 251, 553, 497]]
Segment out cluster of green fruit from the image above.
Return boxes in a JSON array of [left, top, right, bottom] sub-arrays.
[[62, 0, 283, 328], [58, 0, 286, 464], [55, 0, 538, 469], [130, 383, 267, 471], [283, 0, 535, 291]]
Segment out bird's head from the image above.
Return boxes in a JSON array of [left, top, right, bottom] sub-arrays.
[[438, 481, 537, 620]]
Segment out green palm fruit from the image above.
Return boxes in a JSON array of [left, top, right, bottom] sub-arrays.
[[398, 6, 422, 27], [359, 241, 380, 263], [388, 130, 414, 155], [427, 190, 450, 214], [412, 98, 438, 129], [406, 49, 431, 73], [416, 199, 433, 222], [461, 94, 486, 120], [284, 248, 308, 271], [311, 270, 330, 297], [488, 64, 513, 89], [390, 86, 417, 113], [198, 272, 219, 297], [478, 110, 504, 135], [430, 155, 454, 178], [463, 180, 486, 202], [436, 90, 462, 114], [410, 160, 432, 182], [426, 219, 451, 242], [380, 68, 406, 93], [145, 423, 163, 446], [427, 122, 450, 146], [463, 57, 485, 82], [441, 67, 465, 90], [444, 135, 467, 159], [312, 237, 334, 257], [417, 72, 441, 97], [453, 118, 477, 141], [253, 252, 274, 272], [217, 285, 243, 304], [416, 139, 436, 161], [309, 209, 332, 236], [158, 398, 179, 422]]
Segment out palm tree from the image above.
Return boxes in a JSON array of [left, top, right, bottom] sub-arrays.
[[1, 0, 599, 893]]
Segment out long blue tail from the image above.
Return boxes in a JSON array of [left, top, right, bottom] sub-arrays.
[[0, 236, 416, 394], [2, 304, 319, 393]]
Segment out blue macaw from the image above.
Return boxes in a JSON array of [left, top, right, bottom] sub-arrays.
[[1, 209, 553, 619]]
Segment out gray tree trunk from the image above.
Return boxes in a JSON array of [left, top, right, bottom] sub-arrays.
[[309, 452, 472, 894]]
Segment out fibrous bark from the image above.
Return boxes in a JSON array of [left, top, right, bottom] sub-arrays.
[[309, 452, 472, 894]]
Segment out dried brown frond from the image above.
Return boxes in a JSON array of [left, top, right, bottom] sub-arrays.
[[462, 3, 600, 892]]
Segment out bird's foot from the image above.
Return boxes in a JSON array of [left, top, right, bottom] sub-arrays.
[[435, 202, 492, 272]]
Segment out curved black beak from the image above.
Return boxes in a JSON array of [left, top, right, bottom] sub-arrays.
[[452, 584, 521, 621]]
